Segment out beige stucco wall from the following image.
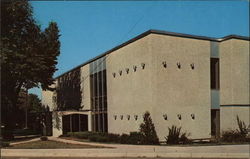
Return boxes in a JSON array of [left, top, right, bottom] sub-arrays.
[[220, 39, 250, 132], [220, 106, 250, 132], [220, 39, 249, 105], [107, 34, 211, 140], [150, 34, 211, 140], [107, 35, 153, 134]]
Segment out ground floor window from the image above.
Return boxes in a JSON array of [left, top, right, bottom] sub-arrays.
[[62, 114, 88, 134]]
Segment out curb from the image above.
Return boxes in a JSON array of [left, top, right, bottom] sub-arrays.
[[1, 149, 249, 158]]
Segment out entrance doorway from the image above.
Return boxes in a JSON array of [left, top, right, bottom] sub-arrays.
[[62, 114, 88, 134]]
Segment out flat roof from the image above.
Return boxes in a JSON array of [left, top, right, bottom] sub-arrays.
[[55, 29, 250, 79]]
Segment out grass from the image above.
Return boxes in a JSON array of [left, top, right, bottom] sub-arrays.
[[6, 140, 105, 149]]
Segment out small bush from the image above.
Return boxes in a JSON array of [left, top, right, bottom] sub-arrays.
[[221, 116, 249, 143], [165, 125, 191, 145], [40, 136, 48, 141], [179, 132, 191, 144], [88, 135, 108, 142], [165, 125, 181, 144], [107, 133, 120, 143], [236, 115, 248, 136], [221, 130, 246, 142], [70, 131, 93, 139], [1, 142, 10, 148], [119, 132, 143, 144], [119, 134, 130, 144], [1, 129, 14, 140], [13, 129, 40, 136], [128, 132, 143, 145]]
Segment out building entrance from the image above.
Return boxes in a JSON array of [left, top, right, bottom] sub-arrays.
[[62, 114, 88, 134]]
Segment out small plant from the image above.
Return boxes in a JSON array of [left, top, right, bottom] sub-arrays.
[[89, 135, 108, 142], [165, 125, 181, 144], [221, 130, 245, 142], [1, 142, 10, 148], [140, 111, 160, 145], [119, 134, 130, 144], [165, 125, 190, 144], [40, 136, 48, 141], [127, 132, 143, 145], [236, 115, 247, 136], [107, 133, 120, 143], [221, 115, 249, 143], [179, 132, 191, 144]]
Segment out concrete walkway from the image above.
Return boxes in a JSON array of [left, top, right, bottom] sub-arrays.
[[1, 137, 249, 158]]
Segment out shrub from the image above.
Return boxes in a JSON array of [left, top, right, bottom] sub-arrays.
[[107, 133, 120, 143], [1, 142, 10, 148], [1, 129, 14, 140], [119, 134, 130, 144], [221, 130, 246, 142], [13, 129, 40, 136], [140, 111, 160, 145], [165, 125, 191, 144], [165, 125, 181, 144], [88, 135, 108, 142], [179, 132, 191, 144], [221, 116, 249, 143], [127, 132, 143, 145], [40, 136, 48, 141], [236, 115, 247, 136]]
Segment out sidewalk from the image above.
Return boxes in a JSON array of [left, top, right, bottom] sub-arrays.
[[1, 137, 249, 158]]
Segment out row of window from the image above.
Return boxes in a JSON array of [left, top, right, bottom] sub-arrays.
[[112, 63, 146, 78], [112, 62, 196, 78], [162, 61, 195, 70], [113, 114, 196, 121]]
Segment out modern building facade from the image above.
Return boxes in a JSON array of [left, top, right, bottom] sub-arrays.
[[42, 30, 250, 141]]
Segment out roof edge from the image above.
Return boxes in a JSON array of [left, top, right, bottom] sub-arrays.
[[55, 29, 249, 79]]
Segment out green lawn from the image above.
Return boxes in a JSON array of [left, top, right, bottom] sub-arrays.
[[7, 140, 105, 149]]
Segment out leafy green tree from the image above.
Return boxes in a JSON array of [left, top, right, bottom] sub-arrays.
[[1, 0, 60, 129], [139, 111, 160, 145]]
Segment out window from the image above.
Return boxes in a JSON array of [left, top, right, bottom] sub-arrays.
[[211, 58, 220, 89]]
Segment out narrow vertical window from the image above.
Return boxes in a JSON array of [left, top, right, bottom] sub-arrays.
[[211, 58, 220, 89]]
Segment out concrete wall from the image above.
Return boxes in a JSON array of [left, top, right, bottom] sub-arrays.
[[107, 35, 153, 134], [150, 34, 211, 140], [220, 39, 249, 105], [220, 39, 250, 132], [107, 34, 211, 140], [220, 106, 250, 131]]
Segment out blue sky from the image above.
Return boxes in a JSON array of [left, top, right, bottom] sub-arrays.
[[29, 0, 249, 98]]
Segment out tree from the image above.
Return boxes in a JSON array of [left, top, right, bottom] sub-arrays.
[[139, 111, 159, 145], [1, 0, 60, 130]]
